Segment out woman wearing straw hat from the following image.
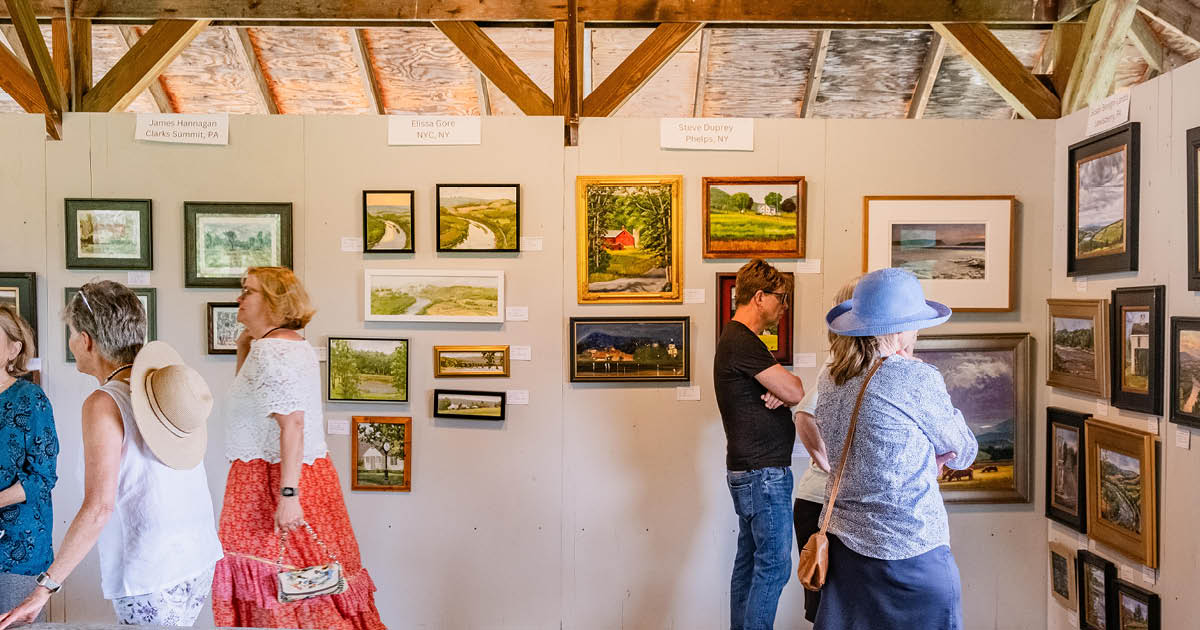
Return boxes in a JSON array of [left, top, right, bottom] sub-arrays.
[[0, 305, 58, 624], [212, 267, 384, 630], [0, 281, 222, 629], [810, 268, 977, 630]]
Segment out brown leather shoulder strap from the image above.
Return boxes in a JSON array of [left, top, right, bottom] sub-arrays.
[[818, 357, 885, 533]]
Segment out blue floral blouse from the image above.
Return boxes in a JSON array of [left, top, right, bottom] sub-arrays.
[[0, 378, 58, 575]]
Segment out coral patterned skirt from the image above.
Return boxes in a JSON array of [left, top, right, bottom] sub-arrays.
[[212, 456, 387, 630]]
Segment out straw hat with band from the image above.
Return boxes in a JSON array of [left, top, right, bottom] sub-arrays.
[[131, 341, 213, 470], [825, 268, 952, 337]]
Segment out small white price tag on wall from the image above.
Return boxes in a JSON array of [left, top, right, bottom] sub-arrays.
[[506, 306, 529, 321], [676, 386, 701, 401], [1142, 566, 1156, 584], [314, 345, 328, 362], [683, 289, 706, 304], [388, 116, 481, 145], [796, 259, 821, 274], [1176, 427, 1191, 449], [511, 345, 532, 361], [1146, 418, 1159, 435], [506, 389, 529, 405], [341, 237, 363, 252], [1075, 276, 1088, 293], [520, 236, 544, 251], [1096, 400, 1109, 416], [135, 113, 229, 145], [793, 353, 817, 368], [326, 419, 350, 435], [126, 271, 150, 286]]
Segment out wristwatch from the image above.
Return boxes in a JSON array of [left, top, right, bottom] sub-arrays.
[[281, 487, 298, 498], [35, 572, 62, 594]]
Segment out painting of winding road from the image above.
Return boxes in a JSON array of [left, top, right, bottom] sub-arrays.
[[365, 191, 413, 253], [437, 185, 519, 251], [1098, 447, 1142, 535]]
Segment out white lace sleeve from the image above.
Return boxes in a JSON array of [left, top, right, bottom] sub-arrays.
[[242, 342, 311, 418]]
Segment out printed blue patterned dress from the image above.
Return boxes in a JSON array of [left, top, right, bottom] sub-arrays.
[[0, 378, 59, 576]]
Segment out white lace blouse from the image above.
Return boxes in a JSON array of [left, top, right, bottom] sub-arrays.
[[224, 338, 329, 464]]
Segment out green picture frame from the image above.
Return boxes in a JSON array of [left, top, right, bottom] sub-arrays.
[[64, 287, 157, 363], [0, 272, 38, 352], [184, 202, 293, 288], [65, 198, 153, 270]]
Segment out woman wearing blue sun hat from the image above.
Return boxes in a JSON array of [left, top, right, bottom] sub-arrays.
[[810, 268, 978, 630]]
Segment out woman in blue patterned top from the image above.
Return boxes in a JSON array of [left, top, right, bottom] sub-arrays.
[[813, 269, 977, 630], [0, 304, 58, 622]]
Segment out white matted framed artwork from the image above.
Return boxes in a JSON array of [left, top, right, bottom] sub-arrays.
[[363, 269, 505, 323]]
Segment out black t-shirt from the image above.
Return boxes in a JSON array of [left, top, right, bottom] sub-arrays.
[[714, 320, 795, 470]]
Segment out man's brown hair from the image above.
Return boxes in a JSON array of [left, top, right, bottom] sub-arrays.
[[734, 258, 792, 306]]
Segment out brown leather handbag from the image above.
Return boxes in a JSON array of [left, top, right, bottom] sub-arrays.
[[796, 358, 884, 591]]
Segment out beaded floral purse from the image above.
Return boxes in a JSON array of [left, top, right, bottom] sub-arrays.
[[276, 522, 348, 603]]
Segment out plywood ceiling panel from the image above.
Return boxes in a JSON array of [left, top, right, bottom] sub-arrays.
[[249, 27, 371, 114], [1144, 18, 1200, 60], [811, 30, 930, 119], [590, 27, 701, 118], [90, 26, 159, 113], [924, 30, 1048, 120], [145, 26, 261, 114], [481, 27, 553, 116], [1114, 41, 1151, 91], [365, 27, 480, 116], [701, 28, 815, 118]]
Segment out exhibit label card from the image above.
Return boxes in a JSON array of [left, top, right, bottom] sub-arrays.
[[1085, 91, 1131, 136], [659, 118, 754, 151], [676, 386, 701, 401], [1176, 428, 1191, 449], [135, 113, 229, 145], [327, 418, 350, 435], [506, 390, 529, 405], [388, 116, 481, 145]]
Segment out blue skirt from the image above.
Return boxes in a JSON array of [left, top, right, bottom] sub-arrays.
[[814, 534, 963, 630]]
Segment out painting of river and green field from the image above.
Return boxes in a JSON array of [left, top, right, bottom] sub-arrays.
[[365, 270, 503, 322], [437, 185, 519, 251], [1076, 145, 1128, 260], [329, 337, 408, 402], [364, 191, 414, 253], [703, 178, 804, 258], [891, 223, 986, 279]]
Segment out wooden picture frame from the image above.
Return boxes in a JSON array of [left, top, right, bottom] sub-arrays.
[[715, 272, 794, 366], [914, 333, 1032, 503], [701, 176, 806, 259], [65, 198, 153, 270], [436, 184, 520, 252], [206, 302, 242, 355], [65, 287, 157, 363], [1077, 550, 1116, 630], [569, 316, 690, 383], [1110, 286, 1165, 415], [1188, 125, 1200, 290], [433, 345, 510, 377], [1047, 299, 1110, 397], [1046, 407, 1090, 532], [1170, 316, 1200, 429], [364, 269, 504, 323], [1085, 418, 1158, 568], [1114, 579, 1161, 630], [432, 389, 506, 421], [363, 190, 415, 254], [352, 416, 411, 492], [863, 195, 1016, 311], [576, 175, 683, 303], [0, 272, 37, 353], [184, 202, 293, 288], [1049, 542, 1078, 612], [1067, 122, 1140, 276], [328, 337, 409, 403]]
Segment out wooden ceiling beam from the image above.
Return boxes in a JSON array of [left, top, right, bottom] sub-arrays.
[[434, 21, 552, 116], [1128, 12, 1164, 74], [230, 27, 278, 114], [116, 25, 171, 112], [1058, 0, 1099, 21], [1060, 0, 1139, 115], [907, 31, 947, 119], [1048, 21, 1084, 97], [799, 29, 830, 118], [1137, 0, 1200, 49], [582, 21, 701, 117], [4, 0, 64, 137], [0, 25, 32, 68], [932, 22, 1060, 119], [346, 28, 382, 115], [83, 19, 207, 112], [51, 17, 90, 110], [690, 27, 709, 117], [0, 37, 46, 111]]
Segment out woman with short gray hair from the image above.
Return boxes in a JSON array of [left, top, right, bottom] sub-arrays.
[[0, 281, 223, 628]]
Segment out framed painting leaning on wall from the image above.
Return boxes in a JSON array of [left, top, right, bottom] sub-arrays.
[[1045, 406, 1089, 533], [65, 198, 153, 270], [1077, 550, 1116, 630], [1187, 125, 1200, 290], [184, 202, 293, 288], [1048, 542, 1077, 612], [1047, 298, 1109, 397], [1114, 579, 1160, 630], [1109, 285, 1164, 415], [1085, 418, 1158, 569], [1067, 122, 1139, 276], [1170, 316, 1200, 429]]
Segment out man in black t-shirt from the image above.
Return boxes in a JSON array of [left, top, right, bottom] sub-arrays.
[[714, 258, 807, 630]]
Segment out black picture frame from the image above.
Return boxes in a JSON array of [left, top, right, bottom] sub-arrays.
[[184, 202, 293, 288], [1113, 579, 1161, 630], [569, 316, 691, 383], [65, 198, 153, 270], [1169, 316, 1200, 429], [1046, 406, 1090, 533], [327, 336, 409, 403], [432, 389, 507, 421], [716, 272, 794, 366], [206, 302, 242, 355], [0, 272, 38, 352], [435, 184, 520, 252], [1067, 122, 1139, 276], [65, 287, 157, 363], [1188, 125, 1200, 290], [1110, 285, 1165, 414], [1076, 550, 1116, 630], [363, 190, 415, 254]]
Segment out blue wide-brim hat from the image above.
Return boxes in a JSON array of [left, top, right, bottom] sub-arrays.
[[826, 268, 952, 337]]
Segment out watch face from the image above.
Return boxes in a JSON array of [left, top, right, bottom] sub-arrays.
[[282, 487, 296, 497]]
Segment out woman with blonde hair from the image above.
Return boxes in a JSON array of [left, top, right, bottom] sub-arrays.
[[213, 267, 385, 629]]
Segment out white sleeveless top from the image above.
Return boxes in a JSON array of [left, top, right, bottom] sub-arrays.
[[95, 381, 224, 599], [224, 338, 329, 464]]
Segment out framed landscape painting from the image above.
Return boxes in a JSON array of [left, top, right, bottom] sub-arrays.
[[1046, 407, 1090, 532], [433, 345, 509, 377], [1114, 579, 1160, 630], [1049, 542, 1078, 612], [1110, 286, 1164, 415], [1170, 316, 1200, 429], [65, 287, 156, 363], [863, 196, 1015, 311], [364, 269, 504, 323], [576, 175, 683, 303], [0, 272, 37, 350], [1085, 418, 1158, 568], [1077, 550, 1116, 630], [1188, 125, 1200, 290], [352, 416, 410, 492], [702, 177, 805, 258], [432, 389, 506, 421], [914, 333, 1032, 503], [1047, 298, 1109, 397], [206, 302, 243, 355], [363, 190, 414, 254], [65, 198, 152, 270], [569, 316, 690, 383], [436, 184, 520, 252], [1067, 122, 1139, 276], [328, 337, 409, 403], [716, 272, 793, 365], [184, 202, 293, 288]]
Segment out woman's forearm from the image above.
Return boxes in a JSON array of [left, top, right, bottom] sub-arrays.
[[276, 413, 305, 488], [0, 480, 24, 509], [794, 413, 830, 472], [42, 499, 113, 584]]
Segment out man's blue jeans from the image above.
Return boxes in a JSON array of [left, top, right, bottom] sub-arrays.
[[727, 466, 793, 630]]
